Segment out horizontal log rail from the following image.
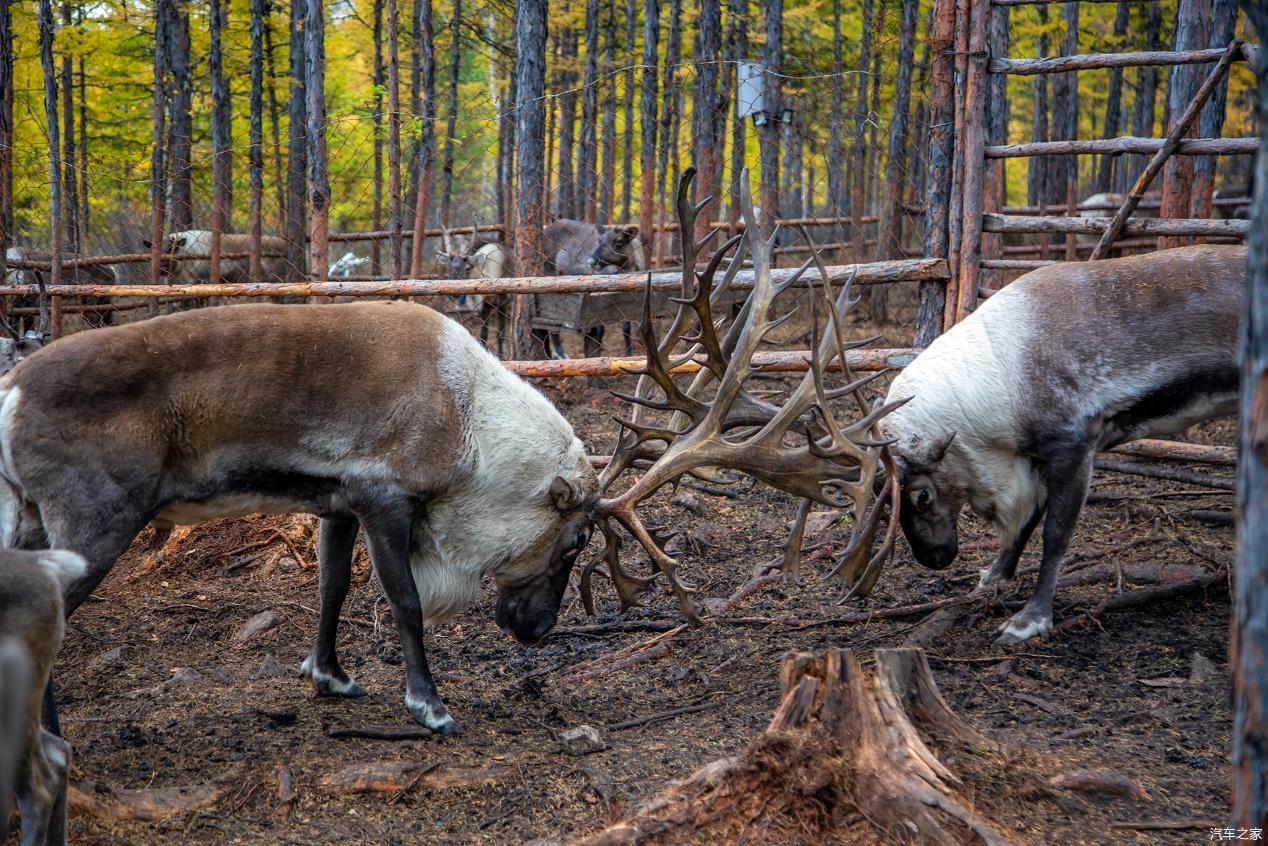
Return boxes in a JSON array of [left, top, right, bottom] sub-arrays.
[[989, 46, 1251, 76], [985, 136, 1258, 159], [1000, 235, 1241, 256], [327, 222, 505, 242], [984, 213, 1249, 238], [502, 348, 921, 377], [992, 0, 1156, 5], [9, 251, 275, 270], [1001, 196, 1248, 215], [0, 258, 950, 299]]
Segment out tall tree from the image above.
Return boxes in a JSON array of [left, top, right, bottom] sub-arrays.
[[164, 0, 192, 231], [693, 0, 723, 239], [1159, 0, 1212, 249], [1026, 5, 1049, 208], [1234, 4, 1268, 830], [408, 0, 435, 278], [512, 0, 547, 357], [60, 2, 78, 253], [285, 0, 308, 280], [1127, 3, 1163, 191], [727, 0, 748, 231], [759, 0, 781, 221], [621, 0, 636, 223], [149, 0, 170, 290], [557, 28, 578, 219], [850, 0, 872, 242], [1047, 2, 1078, 214], [440, 0, 461, 227], [306, 0, 330, 280], [386, 0, 404, 277], [263, 0, 285, 231], [599, 2, 617, 224], [579, 0, 600, 223], [1095, 1, 1131, 193], [826, 0, 844, 241], [76, 49, 87, 246], [209, 0, 230, 282], [372, 0, 384, 272], [639, 0, 659, 257], [655, 0, 681, 265], [1193, 0, 1239, 219], [38, 0, 61, 335], [0, 0, 11, 285], [249, 0, 265, 281]]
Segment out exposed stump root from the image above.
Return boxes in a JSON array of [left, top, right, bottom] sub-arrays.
[[575, 648, 1015, 845]]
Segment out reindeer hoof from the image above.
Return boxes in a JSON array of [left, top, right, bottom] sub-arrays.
[[406, 694, 461, 735], [299, 655, 366, 698], [977, 566, 1010, 588], [993, 608, 1052, 646]]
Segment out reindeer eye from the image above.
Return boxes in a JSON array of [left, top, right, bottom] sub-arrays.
[[913, 488, 933, 512]]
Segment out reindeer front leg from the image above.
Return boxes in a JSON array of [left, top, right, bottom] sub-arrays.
[[978, 505, 1043, 587], [354, 496, 459, 734], [995, 440, 1094, 645]]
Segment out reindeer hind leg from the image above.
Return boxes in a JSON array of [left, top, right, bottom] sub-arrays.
[[300, 516, 366, 697]]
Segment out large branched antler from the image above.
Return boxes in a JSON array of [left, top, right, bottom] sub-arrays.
[[583, 168, 905, 625]]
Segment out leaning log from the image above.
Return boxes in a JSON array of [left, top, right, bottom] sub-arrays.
[[983, 213, 1248, 238], [985, 136, 1258, 158], [990, 47, 1244, 76], [573, 648, 1012, 845], [0, 257, 950, 299], [1105, 440, 1235, 466]]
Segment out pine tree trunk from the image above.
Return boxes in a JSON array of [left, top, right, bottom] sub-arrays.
[[908, 5, 933, 220], [440, 0, 461, 228], [285, 0, 308, 281], [693, 0, 722, 240], [408, 0, 435, 278], [621, 0, 635, 224], [558, 28, 577, 219], [655, 0, 681, 266], [759, 0, 781, 223], [727, 0, 747, 233], [263, 0, 284, 234], [165, 0, 192, 232], [1159, 0, 1211, 250], [599, 2, 617, 225], [372, 0, 384, 273], [512, 0, 546, 357], [76, 51, 87, 246], [386, 0, 403, 278], [866, 3, 883, 221], [850, 0, 872, 249], [639, 0, 658, 256], [0, 0, 11, 286], [210, 0, 230, 283], [38, 0, 61, 334], [150, 0, 169, 291], [1192, 0, 1238, 219], [1095, 1, 1130, 193], [1127, 2, 1162, 191], [1026, 5, 1049, 209], [305, 0, 330, 280], [249, 0, 265, 281], [914, 0, 955, 346], [1234, 7, 1268, 829], [827, 0, 845, 243], [579, 0, 600, 223], [59, 2, 78, 253]]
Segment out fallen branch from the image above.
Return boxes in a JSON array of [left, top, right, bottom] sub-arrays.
[[1093, 458, 1233, 491], [272, 766, 296, 825], [1108, 819, 1221, 831], [326, 725, 436, 741], [316, 761, 508, 795], [1056, 572, 1226, 635], [609, 702, 721, 732], [69, 781, 224, 822]]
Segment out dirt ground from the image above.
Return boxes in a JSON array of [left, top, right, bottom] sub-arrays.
[[37, 351, 1236, 845]]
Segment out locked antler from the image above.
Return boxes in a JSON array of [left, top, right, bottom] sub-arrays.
[[585, 168, 904, 625]]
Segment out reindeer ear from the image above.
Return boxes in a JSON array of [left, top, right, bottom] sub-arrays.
[[922, 431, 956, 465], [550, 476, 586, 511]]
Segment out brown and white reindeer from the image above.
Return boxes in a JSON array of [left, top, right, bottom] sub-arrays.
[[437, 230, 511, 354], [879, 245, 1243, 645], [0, 300, 597, 733], [0, 547, 85, 846]]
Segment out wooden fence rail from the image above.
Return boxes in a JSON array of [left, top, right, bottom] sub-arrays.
[[985, 136, 1258, 158], [0, 258, 950, 299], [984, 213, 1249, 238], [990, 46, 1254, 75]]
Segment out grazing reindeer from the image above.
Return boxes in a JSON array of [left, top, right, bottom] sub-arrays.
[[438, 232, 511, 355], [541, 220, 648, 358], [880, 245, 1243, 644], [0, 548, 85, 846], [0, 301, 597, 732]]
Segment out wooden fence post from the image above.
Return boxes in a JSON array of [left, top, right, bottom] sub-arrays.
[[914, 0, 956, 347], [1235, 3, 1268, 831]]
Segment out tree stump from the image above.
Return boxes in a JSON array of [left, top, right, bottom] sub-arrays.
[[575, 648, 1013, 845]]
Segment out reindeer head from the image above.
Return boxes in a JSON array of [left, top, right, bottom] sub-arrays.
[[889, 431, 960, 570], [585, 169, 902, 624], [592, 225, 642, 270]]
